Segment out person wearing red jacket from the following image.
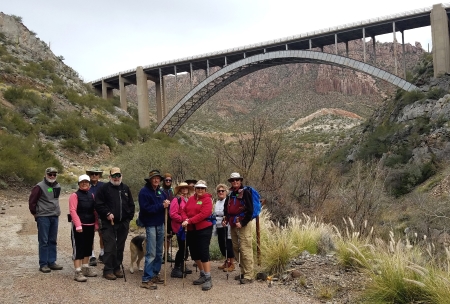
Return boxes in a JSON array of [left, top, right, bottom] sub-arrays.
[[181, 180, 214, 291]]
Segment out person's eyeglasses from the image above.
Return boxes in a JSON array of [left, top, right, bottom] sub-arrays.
[[90, 173, 99, 176], [111, 173, 122, 178], [195, 187, 206, 190], [47, 173, 57, 177], [217, 190, 226, 193], [230, 179, 241, 182], [164, 179, 172, 182]]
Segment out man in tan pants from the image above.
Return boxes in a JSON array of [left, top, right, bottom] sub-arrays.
[[223, 172, 254, 284]]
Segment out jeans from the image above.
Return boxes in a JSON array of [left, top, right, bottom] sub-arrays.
[[36, 216, 59, 268], [142, 224, 164, 282]]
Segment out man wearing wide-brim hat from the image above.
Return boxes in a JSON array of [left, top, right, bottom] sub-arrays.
[[139, 169, 171, 289], [223, 172, 254, 284]]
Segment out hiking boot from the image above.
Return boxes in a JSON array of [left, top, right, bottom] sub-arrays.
[[234, 274, 244, 280], [114, 269, 124, 278], [223, 262, 235, 272], [103, 273, 117, 280], [202, 276, 212, 291], [140, 281, 157, 290], [49, 263, 63, 270], [39, 266, 51, 273], [98, 254, 104, 263], [171, 267, 185, 278], [151, 275, 164, 284], [74, 270, 87, 282], [218, 260, 227, 270], [82, 266, 98, 277], [240, 278, 254, 284], [193, 273, 206, 285], [89, 256, 97, 266]]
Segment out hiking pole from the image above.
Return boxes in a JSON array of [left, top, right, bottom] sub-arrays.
[[225, 225, 229, 280], [237, 218, 241, 281], [170, 233, 173, 268], [110, 219, 126, 282], [183, 227, 187, 288], [164, 207, 168, 286]]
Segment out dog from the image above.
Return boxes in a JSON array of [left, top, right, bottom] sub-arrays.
[[129, 235, 146, 274]]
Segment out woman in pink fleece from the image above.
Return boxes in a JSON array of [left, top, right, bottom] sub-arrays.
[[69, 174, 99, 282]]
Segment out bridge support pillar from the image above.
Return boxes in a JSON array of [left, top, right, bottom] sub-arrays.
[[119, 74, 127, 111], [136, 66, 150, 128], [155, 75, 166, 123], [431, 4, 450, 77], [101, 80, 114, 99]]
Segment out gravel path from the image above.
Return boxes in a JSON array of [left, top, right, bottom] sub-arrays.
[[0, 194, 320, 304]]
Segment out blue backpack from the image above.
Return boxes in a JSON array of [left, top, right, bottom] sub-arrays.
[[244, 186, 262, 220]]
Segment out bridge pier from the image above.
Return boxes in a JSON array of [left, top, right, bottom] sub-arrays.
[[136, 66, 150, 128], [431, 4, 450, 77], [156, 69, 166, 123], [101, 80, 114, 99], [118, 74, 128, 111]]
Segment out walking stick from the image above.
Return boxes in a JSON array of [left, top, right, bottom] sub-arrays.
[[164, 208, 168, 286], [110, 219, 126, 282], [225, 225, 229, 280], [237, 218, 241, 281], [183, 227, 187, 288]]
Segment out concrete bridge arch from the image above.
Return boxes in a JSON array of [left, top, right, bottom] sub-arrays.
[[155, 50, 418, 136]]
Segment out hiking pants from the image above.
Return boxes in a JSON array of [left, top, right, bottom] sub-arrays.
[[231, 221, 253, 280], [217, 226, 234, 259], [101, 219, 129, 275]]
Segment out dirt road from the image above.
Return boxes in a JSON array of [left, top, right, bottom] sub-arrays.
[[0, 193, 319, 304]]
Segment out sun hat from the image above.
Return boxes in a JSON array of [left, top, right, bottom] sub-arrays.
[[175, 182, 194, 194], [228, 172, 243, 182], [86, 167, 103, 175], [144, 169, 163, 181], [78, 174, 90, 183], [110, 167, 121, 175], [163, 173, 172, 179], [45, 167, 58, 174], [194, 180, 207, 188]]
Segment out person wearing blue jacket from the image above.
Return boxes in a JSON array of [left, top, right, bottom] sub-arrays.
[[139, 169, 170, 290]]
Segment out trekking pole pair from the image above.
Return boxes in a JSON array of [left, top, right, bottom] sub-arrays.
[[110, 219, 126, 282]]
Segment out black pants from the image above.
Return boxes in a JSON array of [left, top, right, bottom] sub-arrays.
[[175, 234, 187, 268], [101, 219, 129, 275], [187, 226, 213, 263], [71, 224, 95, 260], [216, 226, 234, 259]]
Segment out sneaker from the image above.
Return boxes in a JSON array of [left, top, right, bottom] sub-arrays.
[[98, 254, 104, 263], [202, 276, 212, 291], [39, 266, 51, 273], [82, 266, 98, 277], [151, 275, 164, 284], [140, 281, 157, 290], [234, 274, 244, 280], [224, 262, 235, 272], [89, 256, 97, 266], [48, 263, 63, 270], [218, 260, 227, 269], [74, 270, 87, 282], [240, 278, 254, 284], [193, 273, 206, 285], [171, 267, 185, 278], [114, 269, 124, 278], [103, 273, 117, 280]]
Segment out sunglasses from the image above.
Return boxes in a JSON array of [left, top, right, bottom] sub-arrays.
[[217, 190, 226, 193], [90, 172, 100, 176], [47, 173, 57, 177], [111, 173, 122, 178], [164, 179, 172, 182], [195, 187, 206, 190], [230, 179, 241, 182]]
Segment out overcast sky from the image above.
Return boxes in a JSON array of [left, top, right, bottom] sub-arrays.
[[1, 0, 440, 82]]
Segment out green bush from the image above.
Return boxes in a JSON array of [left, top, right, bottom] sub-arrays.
[[1, 54, 20, 65], [61, 138, 86, 152], [402, 90, 425, 106], [0, 134, 62, 184], [0, 107, 34, 135], [45, 118, 80, 139], [427, 87, 448, 100]]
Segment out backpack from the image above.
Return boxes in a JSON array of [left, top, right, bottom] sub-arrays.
[[244, 186, 262, 220]]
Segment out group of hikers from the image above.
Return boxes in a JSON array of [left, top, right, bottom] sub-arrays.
[[28, 166, 256, 291]]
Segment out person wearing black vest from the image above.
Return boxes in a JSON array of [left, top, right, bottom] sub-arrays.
[[95, 167, 135, 280], [28, 167, 63, 273], [69, 174, 99, 282]]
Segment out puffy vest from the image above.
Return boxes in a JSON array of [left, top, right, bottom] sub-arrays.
[[75, 189, 95, 224]]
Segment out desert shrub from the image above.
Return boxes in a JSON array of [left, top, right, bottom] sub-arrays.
[[45, 118, 80, 139], [3, 86, 53, 115], [11, 15, 22, 23], [112, 123, 138, 144], [21, 62, 50, 79], [61, 138, 86, 152], [386, 162, 436, 197], [65, 90, 116, 113], [0, 107, 34, 135], [0, 134, 62, 184], [0, 44, 7, 56], [40, 60, 55, 73], [358, 125, 394, 160], [86, 127, 115, 150], [402, 90, 425, 106], [427, 87, 448, 100]]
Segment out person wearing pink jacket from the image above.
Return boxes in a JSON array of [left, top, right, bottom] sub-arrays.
[[69, 174, 99, 282], [169, 182, 194, 278]]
